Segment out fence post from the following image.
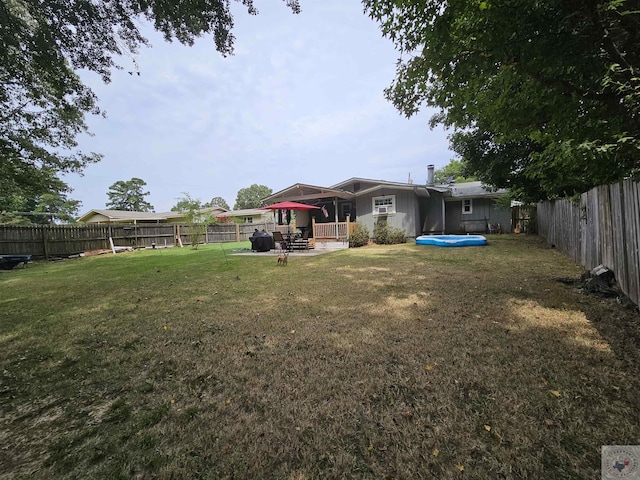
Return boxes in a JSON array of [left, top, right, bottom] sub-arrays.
[[42, 226, 49, 260], [236, 223, 240, 242], [178, 224, 184, 247]]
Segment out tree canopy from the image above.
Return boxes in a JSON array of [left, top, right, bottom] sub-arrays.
[[434, 159, 476, 184], [234, 184, 272, 210], [364, 0, 640, 201], [207, 196, 230, 210], [1, 0, 300, 207], [171, 193, 203, 212], [106, 178, 154, 211], [0, 190, 81, 225], [171, 194, 230, 211]]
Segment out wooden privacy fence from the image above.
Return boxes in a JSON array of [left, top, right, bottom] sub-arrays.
[[0, 222, 272, 259], [537, 179, 640, 307]]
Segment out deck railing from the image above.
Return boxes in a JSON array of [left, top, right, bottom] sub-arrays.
[[272, 217, 356, 240], [312, 217, 355, 240]]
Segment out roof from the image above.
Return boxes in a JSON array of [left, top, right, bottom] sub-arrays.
[[264, 183, 354, 202], [331, 177, 449, 195], [216, 208, 271, 217], [77, 209, 170, 223], [264, 178, 455, 204], [78, 206, 228, 223], [446, 181, 507, 199]]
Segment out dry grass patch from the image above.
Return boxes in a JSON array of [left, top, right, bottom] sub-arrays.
[[1, 236, 639, 479]]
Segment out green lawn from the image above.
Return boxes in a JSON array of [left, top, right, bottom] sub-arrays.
[[1, 236, 639, 479]]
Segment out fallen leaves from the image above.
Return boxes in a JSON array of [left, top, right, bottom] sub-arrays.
[[550, 390, 561, 397]]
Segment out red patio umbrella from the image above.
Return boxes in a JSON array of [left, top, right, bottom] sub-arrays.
[[261, 201, 319, 229]]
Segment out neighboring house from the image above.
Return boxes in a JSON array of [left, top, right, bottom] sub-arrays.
[[78, 207, 228, 224], [215, 208, 274, 224], [264, 167, 511, 239]]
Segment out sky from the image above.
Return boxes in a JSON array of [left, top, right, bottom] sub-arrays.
[[67, 1, 454, 214]]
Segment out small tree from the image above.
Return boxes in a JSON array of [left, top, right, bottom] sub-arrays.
[[106, 178, 154, 211], [181, 194, 213, 250]]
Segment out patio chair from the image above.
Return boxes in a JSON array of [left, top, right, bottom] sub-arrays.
[[272, 231, 288, 252]]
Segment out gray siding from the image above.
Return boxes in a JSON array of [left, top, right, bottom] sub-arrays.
[[445, 198, 511, 233], [420, 192, 445, 234], [356, 189, 420, 238], [490, 203, 512, 231]]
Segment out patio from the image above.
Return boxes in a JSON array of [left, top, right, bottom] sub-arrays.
[[230, 241, 348, 256]]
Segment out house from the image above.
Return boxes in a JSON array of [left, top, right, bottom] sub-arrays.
[[215, 208, 274, 224], [443, 182, 511, 234], [78, 207, 228, 224], [263, 166, 511, 239]]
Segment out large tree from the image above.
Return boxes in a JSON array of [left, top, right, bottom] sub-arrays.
[[33, 193, 82, 224], [106, 178, 154, 211], [206, 196, 230, 210], [0, 191, 81, 225], [364, 0, 640, 201], [234, 184, 272, 209], [171, 193, 203, 212], [434, 159, 476, 184], [1, 0, 300, 206]]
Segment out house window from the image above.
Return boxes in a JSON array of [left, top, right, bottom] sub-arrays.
[[373, 195, 396, 215], [462, 199, 473, 215], [243, 217, 254, 223]]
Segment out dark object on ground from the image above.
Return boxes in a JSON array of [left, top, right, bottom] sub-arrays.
[[581, 265, 617, 296], [556, 264, 617, 297], [556, 264, 638, 311], [249, 231, 273, 252], [0, 255, 32, 270]]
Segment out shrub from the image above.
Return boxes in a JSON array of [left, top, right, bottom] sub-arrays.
[[373, 222, 406, 245], [348, 222, 370, 248]]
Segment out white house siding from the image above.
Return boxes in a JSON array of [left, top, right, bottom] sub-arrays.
[[356, 189, 420, 238]]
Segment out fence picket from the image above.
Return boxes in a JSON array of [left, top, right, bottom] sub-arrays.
[[538, 180, 640, 307], [0, 222, 273, 259]]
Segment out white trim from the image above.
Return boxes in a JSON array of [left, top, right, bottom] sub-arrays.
[[372, 195, 396, 215], [462, 198, 473, 215]]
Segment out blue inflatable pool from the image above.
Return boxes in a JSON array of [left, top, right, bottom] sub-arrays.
[[415, 235, 487, 247]]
